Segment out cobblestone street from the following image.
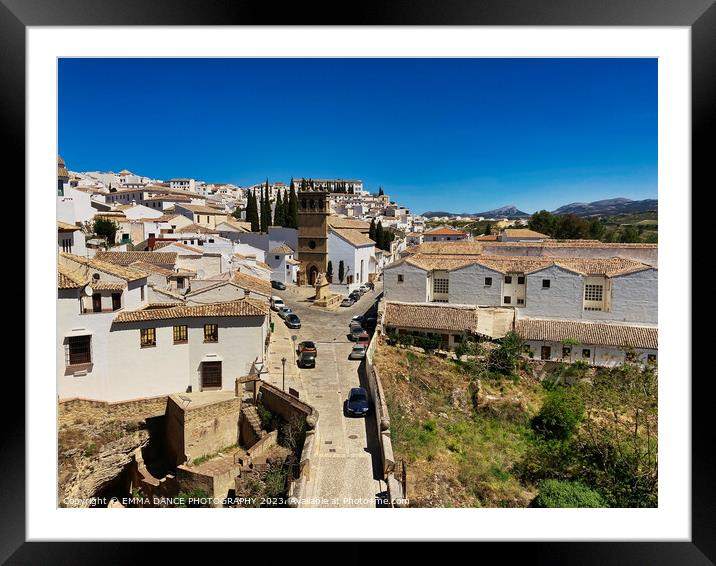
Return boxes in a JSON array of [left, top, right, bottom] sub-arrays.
[[267, 283, 386, 507]]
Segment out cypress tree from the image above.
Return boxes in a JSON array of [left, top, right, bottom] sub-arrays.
[[260, 180, 269, 232], [375, 221, 384, 250], [326, 260, 333, 282], [369, 218, 376, 241], [289, 186, 298, 228], [338, 260, 345, 283], [248, 190, 260, 232], [274, 191, 284, 227], [378, 186, 384, 196]]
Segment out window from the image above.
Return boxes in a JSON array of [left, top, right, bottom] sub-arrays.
[[584, 284, 604, 302], [176, 277, 185, 289], [140, 286, 145, 301], [140, 328, 156, 348], [308, 240, 316, 249], [204, 324, 218, 342], [484, 277, 492, 286], [66, 335, 91, 366], [111, 293, 122, 311], [562, 346, 572, 357], [275, 255, 280, 260], [173, 325, 188, 344], [517, 276, 525, 284], [397, 274, 404, 283], [61, 238, 72, 252], [92, 293, 102, 313], [505, 276, 512, 284], [582, 348, 591, 359], [517, 298, 524, 305], [433, 278, 449, 294], [503, 296, 511, 304], [542, 279, 551, 288]]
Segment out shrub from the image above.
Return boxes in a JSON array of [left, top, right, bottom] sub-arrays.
[[533, 479, 606, 508], [488, 332, 524, 375], [413, 335, 440, 351], [531, 388, 584, 441], [84, 443, 98, 457], [422, 419, 437, 433]]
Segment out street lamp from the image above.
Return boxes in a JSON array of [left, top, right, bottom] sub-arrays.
[[281, 357, 287, 391]]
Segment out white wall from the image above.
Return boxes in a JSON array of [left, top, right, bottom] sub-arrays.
[[523, 339, 657, 367], [449, 263, 504, 306], [57, 186, 96, 225], [383, 261, 428, 302]]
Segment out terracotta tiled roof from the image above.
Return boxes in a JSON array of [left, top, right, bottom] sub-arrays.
[[58, 264, 87, 289], [130, 261, 175, 277], [216, 219, 251, 232], [330, 227, 375, 247], [230, 271, 273, 296], [269, 244, 294, 254], [401, 252, 652, 277], [327, 216, 371, 230], [95, 251, 177, 267], [515, 319, 658, 350], [503, 228, 548, 239], [91, 281, 125, 291], [425, 226, 467, 236], [176, 203, 228, 215], [474, 234, 499, 241], [383, 302, 479, 333], [175, 223, 220, 234], [114, 299, 268, 323], [57, 221, 80, 232], [255, 261, 271, 271], [483, 240, 658, 249], [153, 241, 204, 254], [59, 252, 147, 282], [412, 242, 483, 255]]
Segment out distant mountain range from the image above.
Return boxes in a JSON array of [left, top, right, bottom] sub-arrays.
[[422, 198, 657, 219], [551, 198, 658, 217]]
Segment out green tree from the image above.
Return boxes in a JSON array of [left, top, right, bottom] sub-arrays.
[[488, 331, 524, 375], [484, 223, 492, 235], [260, 180, 269, 232], [619, 225, 640, 243], [554, 214, 589, 239], [288, 186, 298, 228], [528, 210, 557, 236], [248, 190, 260, 232], [93, 218, 118, 243], [378, 186, 384, 196], [587, 218, 606, 240], [369, 218, 376, 240], [532, 387, 585, 441], [338, 260, 345, 283], [273, 191, 283, 227], [375, 221, 384, 250], [326, 260, 333, 282]]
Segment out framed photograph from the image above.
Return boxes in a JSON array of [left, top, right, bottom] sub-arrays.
[[9, 0, 709, 560]]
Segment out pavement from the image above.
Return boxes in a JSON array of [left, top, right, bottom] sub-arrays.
[[266, 281, 387, 507]]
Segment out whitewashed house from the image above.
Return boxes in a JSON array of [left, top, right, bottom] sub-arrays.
[[58, 252, 270, 401], [58, 222, 87, 256], [328, 227, 375, 290], [266, 244, 299, 285]]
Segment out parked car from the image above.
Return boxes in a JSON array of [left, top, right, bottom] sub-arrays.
[[298, 351, 316, 368], [359, 284, 370, 293], [278, 306, 294, 320], [351, 314, 363, 323], [285, 314, 301, 329], [271, 280, 287, 290], [271, 296, 285, 311], [346, 387, 370, 417], [350, 326, 370, 342], [297, 341, 317, 356], [340, 297, 355, 307], [349, 343, 367, 360], [349, 291, 361, 300]]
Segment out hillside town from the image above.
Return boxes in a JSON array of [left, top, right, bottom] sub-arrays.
[[57, 156, 657, 509]]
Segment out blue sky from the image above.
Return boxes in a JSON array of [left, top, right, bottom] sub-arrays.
[[58, 58, 657, 214]]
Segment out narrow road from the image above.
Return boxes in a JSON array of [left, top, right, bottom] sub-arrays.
[[270, 283, 386, 507]]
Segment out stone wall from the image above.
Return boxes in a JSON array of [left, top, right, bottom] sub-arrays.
[[258, 381, 317, 428], [58, 395, 169, 428], [165, 394, 242, 466]]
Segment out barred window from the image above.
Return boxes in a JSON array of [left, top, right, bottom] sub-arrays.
[[66, 335, 91, 366], [584, 284, 604, 302], [505, 276, 512, 284], [140, 328, 156, 347], [204, 324, 219, 342], [484, 277, 492, 286], [582, 348, 591, 358], [173, 325, 188, 344], [433, 278, 449, 294]]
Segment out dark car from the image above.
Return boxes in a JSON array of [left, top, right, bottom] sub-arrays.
[[346, 387, 370, 417], [349, 326, 369, 342], [297, 341, 317, 356], [363, 316, 377, 330], [271, 280, 287, 290], [349, 291, 361, 301], [285, 314, 301, 329], [298, 351, 316, 368]]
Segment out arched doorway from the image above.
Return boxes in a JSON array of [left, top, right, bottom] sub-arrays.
[[308, 265, 319, 286]]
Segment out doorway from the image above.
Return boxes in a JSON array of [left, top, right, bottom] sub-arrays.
[[540, 346, 551, 360], [201, 361, 222, 390], [308, 265, 318, 286]]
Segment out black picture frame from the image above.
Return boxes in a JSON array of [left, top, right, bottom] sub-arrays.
[[7, 0, 707, 560]]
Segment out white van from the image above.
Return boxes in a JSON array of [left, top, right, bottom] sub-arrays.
[[271, 296, 285, 311]]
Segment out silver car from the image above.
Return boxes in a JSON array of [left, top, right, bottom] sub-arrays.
[[349, 343, 367, 360], [278, 306, 294, 320]]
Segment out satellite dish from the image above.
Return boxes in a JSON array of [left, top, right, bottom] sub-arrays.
[[84, 286, 94, 296]]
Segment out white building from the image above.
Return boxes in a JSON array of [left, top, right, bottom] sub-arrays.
[[423, 226, 468, 242], [169, 178, 196, 192], [58, 222, 87, 256], [266, 244, 299, 285], [328, 227, 375, 289]]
